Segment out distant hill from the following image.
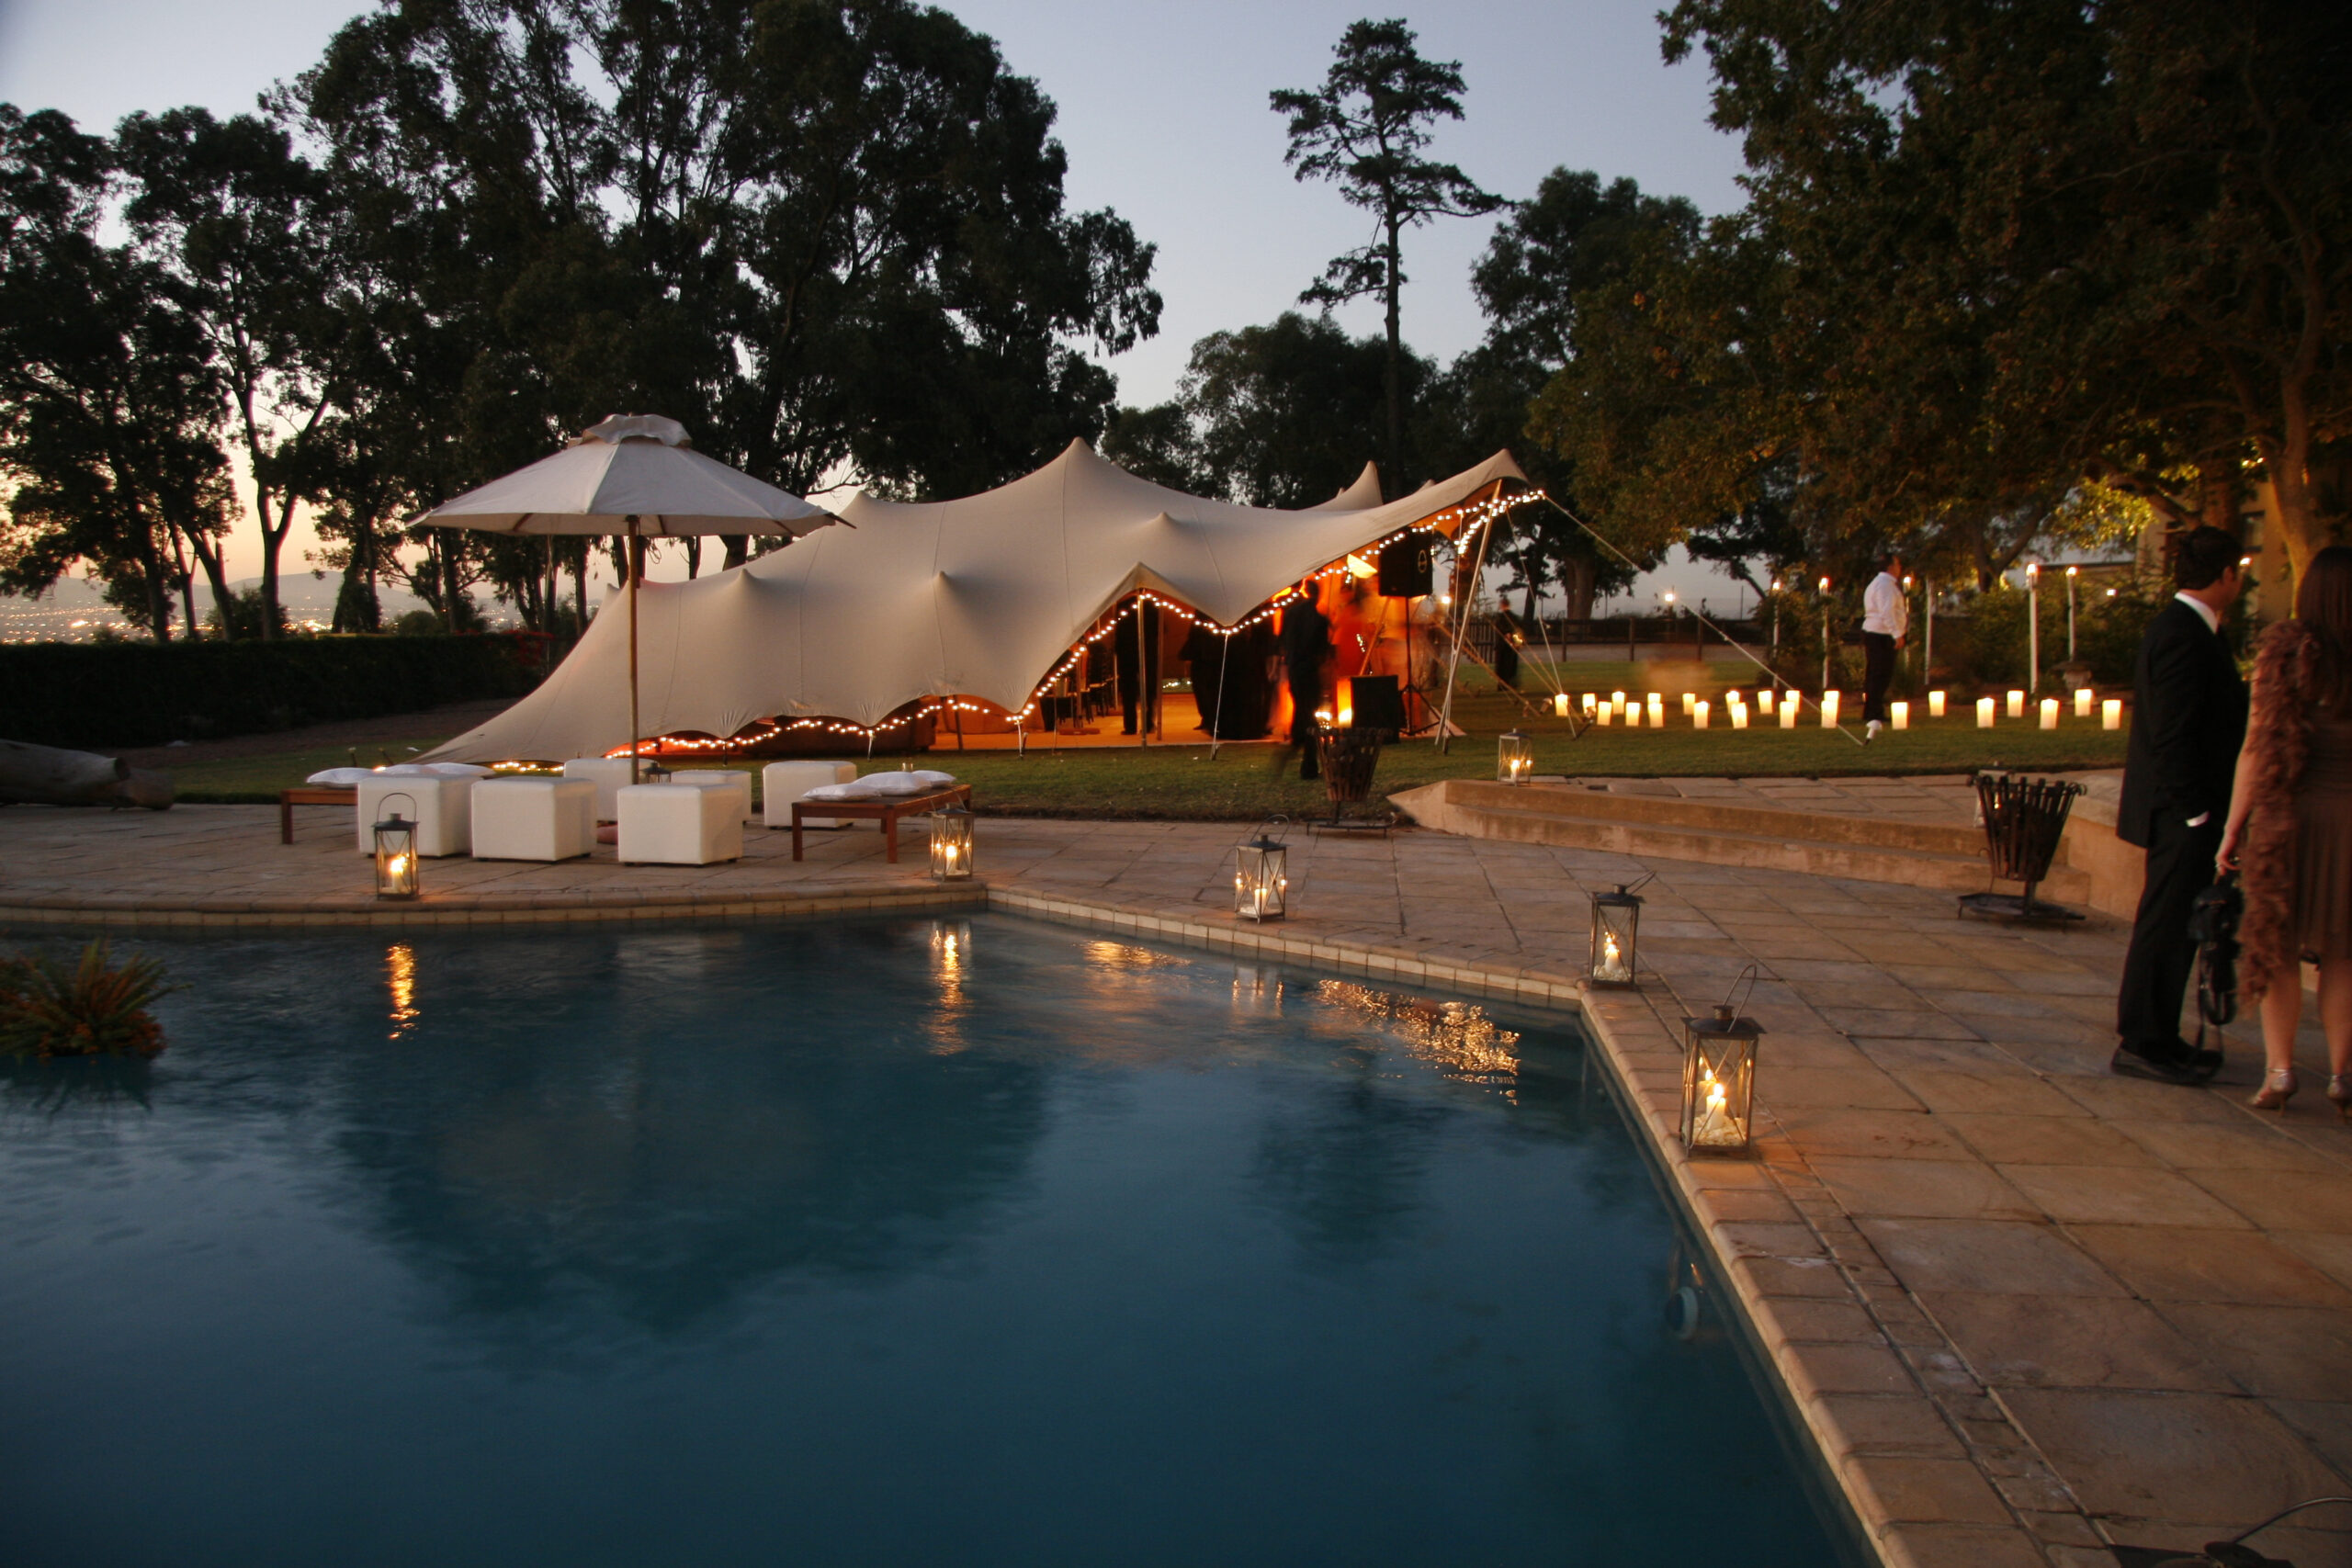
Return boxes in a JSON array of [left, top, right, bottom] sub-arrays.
[[0, 573, 507, 643]]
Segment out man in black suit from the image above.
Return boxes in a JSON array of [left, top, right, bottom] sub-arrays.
[[2113, 526, 2248, 1083]]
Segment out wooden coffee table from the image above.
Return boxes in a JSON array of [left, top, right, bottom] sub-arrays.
[[791, 785, 973, 863], [279, 785, 356, 844]]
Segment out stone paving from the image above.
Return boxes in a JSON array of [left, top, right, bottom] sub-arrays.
[[5, 799, 2351, 1567]]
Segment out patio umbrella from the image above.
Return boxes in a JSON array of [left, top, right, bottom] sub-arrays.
[[413, 413, 839, 777]]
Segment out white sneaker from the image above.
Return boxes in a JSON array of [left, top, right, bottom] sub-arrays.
[[1865, 720, 1883, 740]]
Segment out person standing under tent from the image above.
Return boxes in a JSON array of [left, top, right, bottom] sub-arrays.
[[1860, 553, 1907, 739], [2114, 525, 2247, 1085], [1281, 581, 1332, 779]]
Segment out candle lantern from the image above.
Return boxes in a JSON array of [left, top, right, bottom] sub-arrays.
[[2102, 698, 2122, 731], [1553, 693, 1571, 718], [1581, 692, 1598, 715], [1977, 696, 1997, 728], [1680, 692, 1695, 715], [1779, 695, 1799, 729], [1693, 699, 1711, 729], [1928, 690, 1948, 718], [1611, 690, 1627, 715], [1891, 700, 1910, 730], [1680, 1003, 1763, 1153], [928, 801, 976, 881], [2074, 687, 2094, 719], [373, 801, 422, 901], [1729, 700, 1750, 730], [1498, 729, 1533, 784], [2039, 697, 2060, 730], [1586, 882, 1645, 988], [1595, 702, 1612, 727], [644, 760, 673, 784], [2006, 690, 2027, 719], [1646, 693, 1665, 725], [1820, 690, 1841, 728], [1234, 818, 1290, 922], [1756, 687, 1772, 710]]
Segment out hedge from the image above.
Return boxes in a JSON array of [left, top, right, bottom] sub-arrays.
[[0, 634, 547, 750]]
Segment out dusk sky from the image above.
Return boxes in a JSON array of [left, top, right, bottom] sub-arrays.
[[0, 0, 1754, 602]]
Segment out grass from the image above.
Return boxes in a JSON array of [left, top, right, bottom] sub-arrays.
[[166, 684, 2130, 819]]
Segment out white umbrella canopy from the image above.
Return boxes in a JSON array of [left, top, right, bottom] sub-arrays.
[[413, 413, 836, 535], [413, 413, 840, 775]]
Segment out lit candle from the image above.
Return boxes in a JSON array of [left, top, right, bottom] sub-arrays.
[[1596, 703, 1612, 727], [1694, 1068, 1738, 1145], [1626, 703, 1642, 728], [1779, 696, 1798, 729], [2040, 697, 2060, 729], [1554, 692, 1571, 717], [1820, 690, 1840, 728], [1680, 692, 1695, 714], [2103, 698, 2122, 730], [1694, 699, 1711, 729], [2074, 687, 2094, 718], [1646, 694, 1664, 724], [1596, 930, 1630, 984], [2006, 690, 2026, 719], [1757, 687, 1773, 709], [1891, 700, 1909, 730], [1611, 690, 1627, 715], [1978, 696, 1996, 728], [1729, 702, 1749, 730], [1581, 692, 1598, 713], [1928, 690, 1947, 718]]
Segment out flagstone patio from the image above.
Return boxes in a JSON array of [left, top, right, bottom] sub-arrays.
[[5, 798, 2349, 1567]]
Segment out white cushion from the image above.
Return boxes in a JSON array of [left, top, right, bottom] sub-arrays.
[[615, 783, 743, 865], [355, 775, 474, 857], [470, 777, 596, 862], [561, 757, 638, 821], [805, 770, 958, 802], [763, 761, 858, 829], [306, 767, 378, 786]]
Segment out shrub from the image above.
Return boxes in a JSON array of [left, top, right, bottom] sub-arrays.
[[0, 941, 174, 1059], [0, 633, 544, 750], [1930, 582, 2165, 694]]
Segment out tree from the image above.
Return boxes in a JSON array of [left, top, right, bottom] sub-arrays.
[[1272, 18, 1500, 496], [117, 107, 338, 639], [1659, 0, 2352, 581], [0, 106, 231, 641]]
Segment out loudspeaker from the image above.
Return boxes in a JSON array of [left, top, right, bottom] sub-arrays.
[[1377, 536, 1433, 597], [1345, 674, 1408, 735]]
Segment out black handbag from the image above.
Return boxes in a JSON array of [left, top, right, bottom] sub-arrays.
[[2189, 872, 2243, 1027]]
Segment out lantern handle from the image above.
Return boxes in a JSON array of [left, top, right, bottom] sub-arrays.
[[1257, 813, 1293, 843], [1623, 870, 1657, 897], [380, 790, 418, 821], [1721, 962, 1759, 1020]]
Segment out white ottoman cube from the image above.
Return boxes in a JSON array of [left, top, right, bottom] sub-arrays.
[[356, 775, 474, 857], [470, 777, 596, 862], [673, 769, 753, 824], [562, 757, 639, 821], [616, 783, 743, 865], [763, 761, 859, 829]]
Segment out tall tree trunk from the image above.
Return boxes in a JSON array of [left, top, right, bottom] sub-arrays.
[[1559, 558, 1598, 622], [1382, 211, 1404, 501], [182, 527, 238, 640], [722, 536, 750, 570], [683, 536, 702, 580]]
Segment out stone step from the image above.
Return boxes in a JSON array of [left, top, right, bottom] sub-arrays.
[[1390, 779, 2093, 902]]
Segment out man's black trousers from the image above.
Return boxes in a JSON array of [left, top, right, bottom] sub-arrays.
[[2116, 814, 2224, 1049], [1861, 632, 1896, 724]]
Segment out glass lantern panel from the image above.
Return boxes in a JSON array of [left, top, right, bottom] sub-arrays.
[[1497, 731, 1533, 785], [1680, 1024, 1759, 1151], [374, 822, 421, 900], [1588, 897, 1639, 986], [1235, 842, 1287, 921], [930, 811, 975, 881]]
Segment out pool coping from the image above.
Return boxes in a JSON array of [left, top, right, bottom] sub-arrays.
[[3, 878, 2064, 1567]]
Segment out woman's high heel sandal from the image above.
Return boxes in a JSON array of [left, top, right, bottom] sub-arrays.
[[2252, 1068, 2299, 1111], [2328, 1076, 2352, 1122]]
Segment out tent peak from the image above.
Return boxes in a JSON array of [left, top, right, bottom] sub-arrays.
[[581, 413, 691, 448]]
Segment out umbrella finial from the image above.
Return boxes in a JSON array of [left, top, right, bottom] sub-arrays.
[[584, 413, 691, 448]]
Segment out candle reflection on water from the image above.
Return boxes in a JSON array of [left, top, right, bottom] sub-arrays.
[[386, 942, 418, 1039]]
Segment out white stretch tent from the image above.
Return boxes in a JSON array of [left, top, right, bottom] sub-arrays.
[[424, 440, 1529, 763]]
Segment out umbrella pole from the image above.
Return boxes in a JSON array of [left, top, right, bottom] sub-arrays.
[[627, 521, 642, 785]]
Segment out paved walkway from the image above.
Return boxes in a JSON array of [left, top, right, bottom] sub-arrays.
[[4, 800, 2348, 1568]]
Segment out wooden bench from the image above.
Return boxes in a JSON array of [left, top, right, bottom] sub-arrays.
[[791, 785, 972, 863], [279, 785, 356, 844]]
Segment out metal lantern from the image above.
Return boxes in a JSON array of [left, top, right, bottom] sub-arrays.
[[1234, 818, 1290, 922], [373, 803, 422, 901], [1498, 729, 1533, 785], [644, 760, 673, 784], [1586, 881, 1645, 988], [1680, 1004, 1763, 1153], [929, 801, 975, 880]]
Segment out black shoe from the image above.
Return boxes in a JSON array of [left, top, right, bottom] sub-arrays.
[[2112, 1038, 2223, 1086]]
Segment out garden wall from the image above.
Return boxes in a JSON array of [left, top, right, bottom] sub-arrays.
[[0, 635, 547, 750]]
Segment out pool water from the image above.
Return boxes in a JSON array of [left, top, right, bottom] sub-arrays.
[[0, 917, 1858, 1566]]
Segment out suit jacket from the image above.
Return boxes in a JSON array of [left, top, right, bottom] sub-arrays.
[[2117, 598, 2248, 847]]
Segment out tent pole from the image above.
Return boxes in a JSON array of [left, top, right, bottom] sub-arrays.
[[1207, 624, 1234, 760], [627, 520, 642, 784], [1434, 503, 1498, 753]]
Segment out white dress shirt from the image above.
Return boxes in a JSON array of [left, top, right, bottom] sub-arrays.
[[1861, 571, 1908, 638]]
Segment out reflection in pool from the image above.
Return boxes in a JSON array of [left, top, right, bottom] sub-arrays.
[[0, 916, 1859, 1567]]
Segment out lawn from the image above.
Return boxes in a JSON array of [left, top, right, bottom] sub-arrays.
[[167, 683, 2130, 819]]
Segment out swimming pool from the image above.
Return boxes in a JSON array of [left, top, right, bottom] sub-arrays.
[[0, 916, 1860, 1566]]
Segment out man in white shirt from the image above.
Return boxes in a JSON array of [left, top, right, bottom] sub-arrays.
[[1860, 553, 1908, 739]]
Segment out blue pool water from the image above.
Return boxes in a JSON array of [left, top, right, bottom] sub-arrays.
[[0, 917, 1857, 1566]]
